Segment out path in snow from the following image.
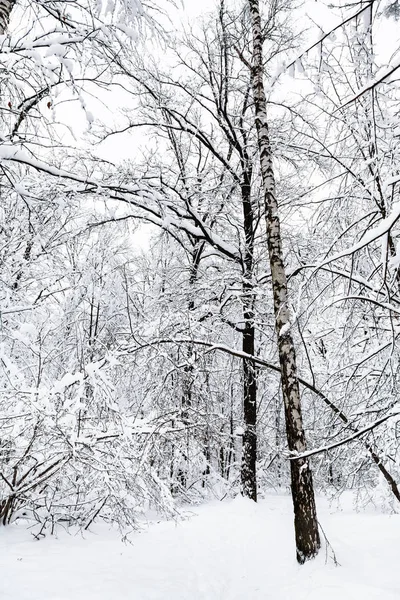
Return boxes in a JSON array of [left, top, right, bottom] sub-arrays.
[[1, 494, 399, 599]]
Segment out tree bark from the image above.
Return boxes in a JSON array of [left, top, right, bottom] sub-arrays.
[[247, 0, 320, 563], [0, 0, 15, 34], [241, 176, 257, 501]]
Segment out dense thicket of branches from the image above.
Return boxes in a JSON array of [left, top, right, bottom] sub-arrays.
[[1, 0, 400, 563]]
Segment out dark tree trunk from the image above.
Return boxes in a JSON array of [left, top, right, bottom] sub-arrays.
[[241, 321, 257, 500], [247, 0, 320, 563], [240, 176, 258, 501]]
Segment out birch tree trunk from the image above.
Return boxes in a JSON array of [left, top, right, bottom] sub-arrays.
[[0, 0, 15, 34], [247, 0, 320, 563]]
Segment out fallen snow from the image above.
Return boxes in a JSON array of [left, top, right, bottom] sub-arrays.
[[1, 494, 399, 599]]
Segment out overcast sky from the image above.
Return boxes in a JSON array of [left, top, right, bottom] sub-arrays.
[[52, 0, 399, 165]]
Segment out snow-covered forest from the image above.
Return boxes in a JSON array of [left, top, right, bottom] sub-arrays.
[[1, 0, 400, 596]]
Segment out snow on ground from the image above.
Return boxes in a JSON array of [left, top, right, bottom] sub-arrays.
[[1, 494, 399, 600]]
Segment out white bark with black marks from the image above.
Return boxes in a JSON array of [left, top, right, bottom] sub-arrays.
[[247, 0, 320, 563], [0, 0, 15, 34]]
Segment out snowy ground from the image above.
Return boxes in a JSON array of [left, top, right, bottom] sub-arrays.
[[1, 494, 399, 600]]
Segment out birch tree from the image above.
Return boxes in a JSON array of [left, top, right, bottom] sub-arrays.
[[246, 0, 320, 563], [0, 0, 14, 33]]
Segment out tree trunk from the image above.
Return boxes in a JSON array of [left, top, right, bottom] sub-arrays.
[[0, 0, 15, 34], [247, 0, 320, 563], [241, 326, 257, 500], [241, 177, 258, 501]]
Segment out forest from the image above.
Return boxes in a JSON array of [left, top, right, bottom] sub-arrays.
[[1, 0, 400, 597]]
